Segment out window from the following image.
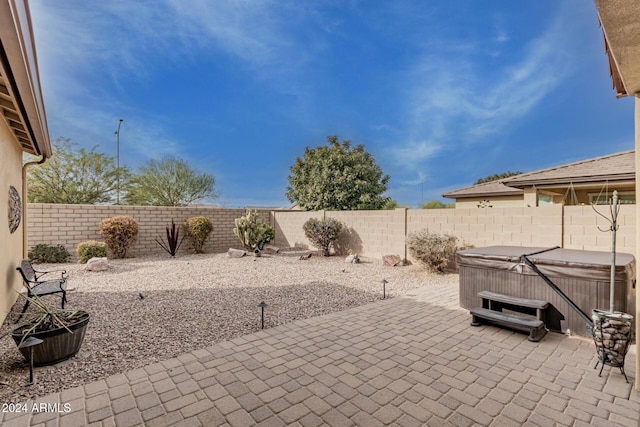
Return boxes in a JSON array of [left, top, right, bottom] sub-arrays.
[[589, 192, 635, 205]]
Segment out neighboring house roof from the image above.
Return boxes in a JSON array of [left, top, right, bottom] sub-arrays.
[[503, 150, 635, 187], [595, 0, 640, 97], [442, 179, 523, 199], [0, 0, 51, 157], [443, 150, 635, 199]]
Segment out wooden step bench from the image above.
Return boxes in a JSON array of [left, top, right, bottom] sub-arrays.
[[470, 291, 550, 342]]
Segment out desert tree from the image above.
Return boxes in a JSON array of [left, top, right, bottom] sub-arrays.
[[286, 135, 390, 210], [125, 156, 216, 206], [27, 138, 128, 204]]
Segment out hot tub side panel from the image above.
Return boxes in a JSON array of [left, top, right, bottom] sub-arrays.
[[459, 265, 630, 337]]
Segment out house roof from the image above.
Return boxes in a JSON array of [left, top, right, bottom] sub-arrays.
[[443, 150, 635, 199], [442, 179, 523, 199], [503, 150, 635, 187], [0, 0, 50, 157], [595, 0, 640, 97]]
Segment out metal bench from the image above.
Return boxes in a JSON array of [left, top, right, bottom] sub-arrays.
[[470, 291, 549, 342], [16, 259, 67, 320]]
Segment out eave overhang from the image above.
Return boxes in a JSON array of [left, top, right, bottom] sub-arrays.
[[0, 0, 50, 157], [595, 0, 640, 97]]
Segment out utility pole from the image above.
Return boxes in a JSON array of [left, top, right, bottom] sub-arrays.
[[115, 119, 123, 204]]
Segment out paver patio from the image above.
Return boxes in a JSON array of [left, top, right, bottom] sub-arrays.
[[1, 282, 638, 426]]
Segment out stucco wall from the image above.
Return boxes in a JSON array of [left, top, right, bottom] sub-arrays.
[[27, 204, 272, 260], [0, 120, 25, 323]]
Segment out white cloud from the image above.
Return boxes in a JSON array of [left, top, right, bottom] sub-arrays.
[[391, 140, 441, 167], [391, 1, 584, 170]]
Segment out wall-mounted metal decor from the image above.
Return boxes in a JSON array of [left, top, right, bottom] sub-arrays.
[[8, 185, 22, 234]]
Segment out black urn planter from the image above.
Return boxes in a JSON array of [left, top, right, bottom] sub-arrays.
[[11, 311, 90, 366]]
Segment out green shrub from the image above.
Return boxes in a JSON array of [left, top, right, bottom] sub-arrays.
[[233, 209, 275, 252], [406, 229, 457, 273], [28, 244, 71, 263], [303, 217, 343, 256], [76, 240, 108, 264], [183, 216, 214, 253], [99, 216, 139, 259]]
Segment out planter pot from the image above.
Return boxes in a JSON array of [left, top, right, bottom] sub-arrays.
[[591, 308, 634, 382], [11, 311, 90, 366]]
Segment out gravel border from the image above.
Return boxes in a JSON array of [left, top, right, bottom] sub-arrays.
[[0, 249, 458, 402]]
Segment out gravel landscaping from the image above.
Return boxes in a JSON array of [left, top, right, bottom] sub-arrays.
[[0, 249, 458, 403]]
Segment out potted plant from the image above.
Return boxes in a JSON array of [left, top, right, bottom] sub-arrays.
[[6, 293, 90, 366]]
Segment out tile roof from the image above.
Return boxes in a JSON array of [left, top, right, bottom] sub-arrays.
[[503, 150, 634, 187], [443, 150, 635, 199], [442, 179, 523, 199]]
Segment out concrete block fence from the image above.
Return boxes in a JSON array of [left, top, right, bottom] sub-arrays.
[[27, 203, 636, 262], [27, 204, 272, 260], [273, 205, 636, 260]]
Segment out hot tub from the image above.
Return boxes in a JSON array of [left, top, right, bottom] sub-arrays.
[[457, 246, 636, 337]]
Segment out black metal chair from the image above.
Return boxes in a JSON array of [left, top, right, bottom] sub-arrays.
[[16, 259, 68, 320]]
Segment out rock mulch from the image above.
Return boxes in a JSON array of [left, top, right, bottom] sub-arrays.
[[0, 249, 458, 403]]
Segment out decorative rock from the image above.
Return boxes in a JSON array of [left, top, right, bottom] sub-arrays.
[[345, 254, 360, 264], [382, 254, 402, 267], [227, 248, 246, 258], [263, 245, 280, 255], [85, 257, 108, 272]]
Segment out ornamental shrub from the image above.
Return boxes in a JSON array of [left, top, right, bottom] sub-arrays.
[[76, 240, 108, 264], [406, 229, 457, 273], [303, 217, 343, 256], [183, 216, 214, 253], [99, 216, 139, 259], [233, 209, 275, 252], [28, 244, 71, 263]]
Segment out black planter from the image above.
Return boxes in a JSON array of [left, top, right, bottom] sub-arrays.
[[11, 311, 90, 366]]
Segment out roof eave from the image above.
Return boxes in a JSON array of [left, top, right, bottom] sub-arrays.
[[0, 0, 50, 157], [505, 173, 636, 188]]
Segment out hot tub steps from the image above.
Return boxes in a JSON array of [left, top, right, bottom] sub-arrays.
[[470, 291, 549, 342]]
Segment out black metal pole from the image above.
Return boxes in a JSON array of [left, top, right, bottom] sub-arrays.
[[29, 347, 34, 385], [521, 254, 593, 327], [258, 301, 267, 329], [115, 119, 123, 205]]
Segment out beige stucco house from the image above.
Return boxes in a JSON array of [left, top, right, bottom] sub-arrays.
[[0, 0, 51, 324], [443, 150, 635, 208], [593, 0, 640, 391]]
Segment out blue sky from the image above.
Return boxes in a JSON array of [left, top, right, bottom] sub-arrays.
[[29, 1, 635, 208]]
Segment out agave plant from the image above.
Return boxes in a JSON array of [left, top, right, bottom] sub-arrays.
[[155, 219, 184, 257]]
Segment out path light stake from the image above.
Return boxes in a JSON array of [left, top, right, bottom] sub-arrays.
[[381, 278, 388, 299], [258, 301, 267, 329], [19, 336, 43, 385]]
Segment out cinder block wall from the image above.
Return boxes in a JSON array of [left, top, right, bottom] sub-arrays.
[[407, 205, 563, 248], [27, 204, 637, 261], [272, 205, 636, 260], [563, 205, 635, 255], [27, 204, 271, 259]]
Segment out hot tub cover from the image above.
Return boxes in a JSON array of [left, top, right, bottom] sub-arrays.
[[456, 246, 635, 282]]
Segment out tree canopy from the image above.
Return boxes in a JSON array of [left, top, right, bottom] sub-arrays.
[[419, 200, 455, 209], [474, 171, 522, 185], [27, 138, 128, 204], [286, 136, 390, 210], [124, 156, 216, 206]]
